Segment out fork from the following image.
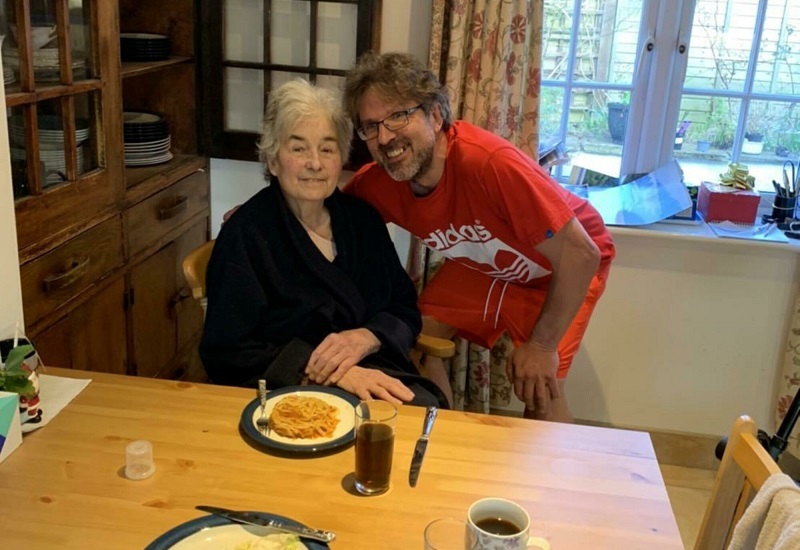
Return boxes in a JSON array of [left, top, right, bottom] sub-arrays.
[[256, 379, 270, 436]]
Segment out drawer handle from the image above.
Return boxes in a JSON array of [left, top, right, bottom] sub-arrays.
[[158, 196, 189, 220], [42, 257, 90, 293]]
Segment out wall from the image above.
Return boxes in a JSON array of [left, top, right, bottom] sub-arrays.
[[0, 56, 25, 340], [569, 232, 799, 436]]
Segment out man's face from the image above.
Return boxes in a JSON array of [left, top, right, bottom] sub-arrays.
[[357, 88, 441, 183]]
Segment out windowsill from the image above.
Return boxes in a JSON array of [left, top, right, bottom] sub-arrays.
[[609, 219, 800, 252]]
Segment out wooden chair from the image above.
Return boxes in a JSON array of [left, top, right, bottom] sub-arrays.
[[694, 415, 783, 550], [181, 240, 455, 359]]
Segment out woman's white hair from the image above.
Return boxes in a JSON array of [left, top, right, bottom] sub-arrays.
[[257, 78, 353, 167]]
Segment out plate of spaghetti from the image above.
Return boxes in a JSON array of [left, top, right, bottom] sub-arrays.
[[240, 386, 359, 453]]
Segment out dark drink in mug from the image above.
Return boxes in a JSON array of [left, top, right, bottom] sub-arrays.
[[354, 400, 397, 495]]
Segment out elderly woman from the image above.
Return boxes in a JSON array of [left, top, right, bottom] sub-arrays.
[[199, 79, 448, 408]]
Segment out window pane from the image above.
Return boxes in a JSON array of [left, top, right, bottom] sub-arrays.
[[7, 106, 30, 198], [74, 92, 97, 176], [317, 73, 344, 92], [543, 0, 640, 86], [269, 70, 308, 90], [752, 2, 800, 95], [686, 0, 759, 93], [563, 88, 626, 179], [317, 2, 357, 70], [225, 67, 264, 132], [675, 94, 745, 188], [70, 0, 90, 80], [270, 0, 310, 67], [542, 0, 575, 82], [225, 0, 264, 63]]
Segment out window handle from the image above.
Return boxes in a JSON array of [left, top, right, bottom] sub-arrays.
[[677, 32, 688, 55]]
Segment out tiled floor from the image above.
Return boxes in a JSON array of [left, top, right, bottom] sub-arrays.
[[660, 463, 716, 548]]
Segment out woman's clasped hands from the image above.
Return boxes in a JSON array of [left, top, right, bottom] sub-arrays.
[[305, 328, 414, 404]]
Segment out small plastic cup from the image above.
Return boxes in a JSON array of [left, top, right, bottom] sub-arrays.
[[125, 440, 155, 480]]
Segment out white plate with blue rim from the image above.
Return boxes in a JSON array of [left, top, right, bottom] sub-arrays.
[[239, 385, 358, 454], [145, 512, 330, 549]]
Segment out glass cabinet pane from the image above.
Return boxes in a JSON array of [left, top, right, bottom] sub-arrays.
[[317, 2, 357, 70], [270, 0, 310, 67], [225, 0, 264, 63]]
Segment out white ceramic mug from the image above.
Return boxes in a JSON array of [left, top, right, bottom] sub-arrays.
[[467, 498, 550, 550]]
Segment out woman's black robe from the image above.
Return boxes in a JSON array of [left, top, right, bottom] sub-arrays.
[[199, 180, 447, 408]]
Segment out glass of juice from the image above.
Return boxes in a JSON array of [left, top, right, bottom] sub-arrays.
[[354, 400, 397, 495]]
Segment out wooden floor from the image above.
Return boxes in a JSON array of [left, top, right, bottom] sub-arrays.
[[660, 463, 716, 549]]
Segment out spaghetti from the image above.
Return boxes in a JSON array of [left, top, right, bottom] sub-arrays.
[[270, 395, 340, 439]]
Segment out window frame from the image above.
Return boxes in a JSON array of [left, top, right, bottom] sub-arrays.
[[543, 0, 799, 195], [197, 0, 382, 163]]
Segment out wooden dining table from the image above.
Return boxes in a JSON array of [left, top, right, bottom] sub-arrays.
[[0, 368, 683, 549]]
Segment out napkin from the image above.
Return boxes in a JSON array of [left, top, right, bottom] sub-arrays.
[[21, 374, 91, 434]]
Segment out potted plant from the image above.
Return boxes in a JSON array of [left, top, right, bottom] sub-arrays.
[[742, 131, 764, 155], [674, 120, 691, 150], [0, 344, 36, 397], [0, 340, 42, 425], [607, 94, 629, 144]]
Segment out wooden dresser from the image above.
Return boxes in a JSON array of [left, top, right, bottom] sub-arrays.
[[4, 0, 208, 381]]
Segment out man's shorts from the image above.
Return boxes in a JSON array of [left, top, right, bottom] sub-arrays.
[[418, 260, 607, 379]]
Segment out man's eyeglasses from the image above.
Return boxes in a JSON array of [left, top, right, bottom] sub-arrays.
[[356, 104, 423, 141]]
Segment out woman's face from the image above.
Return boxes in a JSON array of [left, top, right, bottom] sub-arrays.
[[268, 113, 343, 208]]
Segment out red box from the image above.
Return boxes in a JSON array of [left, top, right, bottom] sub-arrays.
[[696, 181, 760, 224]]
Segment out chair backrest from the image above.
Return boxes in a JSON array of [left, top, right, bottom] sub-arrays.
[[694, 415, 782, 550], [182, 239, 215, 312]]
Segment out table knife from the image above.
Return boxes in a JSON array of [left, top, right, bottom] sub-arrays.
[[195, 505, 335, 543], [409, 406, 438, 487]]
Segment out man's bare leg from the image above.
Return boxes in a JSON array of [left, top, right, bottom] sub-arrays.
[[416, 317, 457, 408], [523, 379, 573, 423]]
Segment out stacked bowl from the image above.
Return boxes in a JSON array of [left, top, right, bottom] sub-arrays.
[[123, 111, 172, 166]]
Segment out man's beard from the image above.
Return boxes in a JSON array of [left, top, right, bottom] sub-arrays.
[[377, 139, 434, 183]]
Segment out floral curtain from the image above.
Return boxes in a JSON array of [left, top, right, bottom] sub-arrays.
[[775, 289, 800, 459], [408, 0, 543, 413]]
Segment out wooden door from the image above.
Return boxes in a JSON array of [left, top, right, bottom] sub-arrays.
[[33, 277, 127, 374], [128, 217, 208, 379]]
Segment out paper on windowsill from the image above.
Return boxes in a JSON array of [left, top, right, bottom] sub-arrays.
[[587, 160, 693, 226], [707, 221, 790, 243], [21, 373, 91, 434]]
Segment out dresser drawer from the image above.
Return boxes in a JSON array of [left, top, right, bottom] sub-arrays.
[[21, 217, 124, 326], [126, 169, 210, 257]]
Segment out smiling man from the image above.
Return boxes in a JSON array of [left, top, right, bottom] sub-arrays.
[[341, 52, 616, 423]]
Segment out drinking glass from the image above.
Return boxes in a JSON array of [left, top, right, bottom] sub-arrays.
[[354, 400, 396, 495], [424, 517, 477, 550]]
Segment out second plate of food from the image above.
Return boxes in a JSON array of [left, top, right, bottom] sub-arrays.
[[240, 386, 359, 454]]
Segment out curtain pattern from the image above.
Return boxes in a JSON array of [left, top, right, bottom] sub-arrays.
[[775, 289, 800, 458], [412, 0, 543, 413]]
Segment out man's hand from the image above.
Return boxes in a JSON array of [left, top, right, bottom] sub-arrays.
[[506, 341, 560, 414], [306, 329, 381, 385], [336, 366, 415, 405]]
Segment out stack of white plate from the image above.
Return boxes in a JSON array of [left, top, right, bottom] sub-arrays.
[[8, 115, 91, 147], [123, 111, 172, 166], [124, 135, 172, 166], [7, 115, 90, 186], [3, 65, 15, 85], [9, 145, 86, 186]]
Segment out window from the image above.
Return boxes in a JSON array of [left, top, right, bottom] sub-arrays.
[[198, 0, 381, 165], [540, 0, 799, 194]]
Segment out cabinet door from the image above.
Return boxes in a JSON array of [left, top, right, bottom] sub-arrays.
[[129, 218, 207, 379], [4, 0, 124, 259], [32, 277, 127, 374]]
